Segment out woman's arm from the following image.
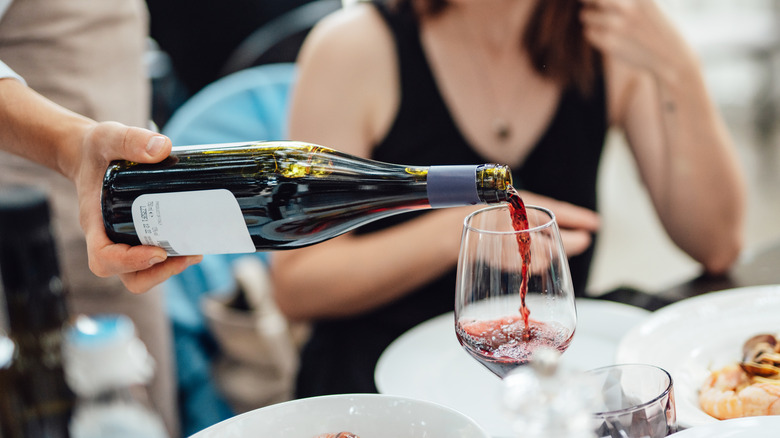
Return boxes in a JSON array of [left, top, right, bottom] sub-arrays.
[[581, 0, 746, 274], [272, 4, 451, 319]]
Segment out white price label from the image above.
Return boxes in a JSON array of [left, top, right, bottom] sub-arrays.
[[131, 189, 255, 255]]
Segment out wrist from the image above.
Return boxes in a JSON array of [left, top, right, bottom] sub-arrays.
[[0, 79, 98, 180], [653, 43, 703, 93], [56, 115, 97, 181]]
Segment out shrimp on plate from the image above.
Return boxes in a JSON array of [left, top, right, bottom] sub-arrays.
[[699, 333, 780, 420], [699, 363, 780, 419], [313, 433, 360, 438]]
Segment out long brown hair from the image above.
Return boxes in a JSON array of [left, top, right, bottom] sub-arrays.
[[388, 0, 599, 96]]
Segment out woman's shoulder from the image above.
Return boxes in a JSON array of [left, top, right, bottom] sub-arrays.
[[299, 3, 395, 66], [290, 3, 399, 155]]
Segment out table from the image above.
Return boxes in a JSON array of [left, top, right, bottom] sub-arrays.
[[597, 239, 780, 311]]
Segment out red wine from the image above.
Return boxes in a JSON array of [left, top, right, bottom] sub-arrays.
[[456, 316, 573, 378], [101, 141, 513, 255], [507, 186, 532, 334], [457, 189, 571, 378]]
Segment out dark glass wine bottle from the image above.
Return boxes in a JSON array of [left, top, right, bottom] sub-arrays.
[[0, 186, 74, 438], [102, 141, 513, 255]]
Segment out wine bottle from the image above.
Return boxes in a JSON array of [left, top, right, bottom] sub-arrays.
[[0, 186, 75, 438], [102, 141, 512, 255]]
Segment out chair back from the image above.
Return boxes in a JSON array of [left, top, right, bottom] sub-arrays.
[[219, 0, 342, 78], [163, 62, 297, 145], [160, 62, 300, 436]]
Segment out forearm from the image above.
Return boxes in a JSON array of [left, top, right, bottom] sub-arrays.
[[0, 78, 95, 180], [643, 60, 746, 272], [271, 208, 470, 320]]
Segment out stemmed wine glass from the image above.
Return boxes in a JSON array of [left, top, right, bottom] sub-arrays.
[[455, 204, 576, 378]]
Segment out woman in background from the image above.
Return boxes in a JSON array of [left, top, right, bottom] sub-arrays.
[[272, 0, 745, 396]]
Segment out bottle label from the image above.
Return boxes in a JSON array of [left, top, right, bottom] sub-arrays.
[[131, 189, 254, 255]]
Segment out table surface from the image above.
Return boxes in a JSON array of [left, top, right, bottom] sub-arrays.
[[596, 239, 780, 311]]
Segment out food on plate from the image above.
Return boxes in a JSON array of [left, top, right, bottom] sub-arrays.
[[699, 333, 780, 420], [313, 433, 360, 438]]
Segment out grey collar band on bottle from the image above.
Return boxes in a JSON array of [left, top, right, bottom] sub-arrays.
[[427, 165, 481, 208]]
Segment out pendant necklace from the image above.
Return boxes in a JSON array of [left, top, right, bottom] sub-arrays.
[[493, 117, 511, 143], [456, 8, 523, 145]]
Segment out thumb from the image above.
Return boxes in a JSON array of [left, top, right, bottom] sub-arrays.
[[115, 126, 172, 164]]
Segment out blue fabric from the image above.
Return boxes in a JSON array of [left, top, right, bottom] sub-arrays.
[[162, 255, 242, 437], [160, 63, 297, 437], [163, 62, 296, 145]]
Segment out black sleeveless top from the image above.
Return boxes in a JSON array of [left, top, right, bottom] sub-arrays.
[[294, 0, 608, 397]]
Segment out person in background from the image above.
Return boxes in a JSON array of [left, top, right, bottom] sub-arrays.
[[0, 1, 200, 435], [271, 0, 746, 397]]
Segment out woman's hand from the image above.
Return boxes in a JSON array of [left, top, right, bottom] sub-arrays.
[[72, 122, 202, 293], [579, 0, 745, 274], [579, 0, 695, 77], [518, 191, 601, 257]]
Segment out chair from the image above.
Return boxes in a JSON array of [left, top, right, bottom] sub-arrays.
[[218, 0, 342, 78], [160, 62, 301, 436], [163, 62, 297, 145]]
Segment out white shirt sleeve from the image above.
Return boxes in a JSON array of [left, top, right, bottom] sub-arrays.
[[0, 59, 25, 85], [0, 0, 11, 21]]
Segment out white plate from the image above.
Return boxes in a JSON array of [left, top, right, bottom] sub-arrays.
[[615, 285, 780, 429], [189, 393, 490, 438], [669, 416, 780, 437], [375, 298, 651, 438]]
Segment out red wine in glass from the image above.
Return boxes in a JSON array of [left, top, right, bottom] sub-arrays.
[[455, 187, 575, 379], [456, 316, 574, 378]]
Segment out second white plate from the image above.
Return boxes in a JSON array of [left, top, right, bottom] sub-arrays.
[[668, 416, 780, 437], [616, 285, 780, 429]]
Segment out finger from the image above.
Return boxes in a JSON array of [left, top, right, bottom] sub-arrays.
[[517, 192, 600, 232], [558, 209, 600, 233], [580, 7, 622, 31], [579, 0, 627, 13], [87, 238, 169, 278], [538, 201, 600, 232], [119, 255, 204, 294], [581, 25, 615, 53], [86, 122, 171, 164], [113, 126, 172, 164], [560, 229, 594, 257], [78, 185, 165, 276], [579, 0, 605, 6]]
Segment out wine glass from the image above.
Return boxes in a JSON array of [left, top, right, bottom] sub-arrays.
[[454, 204, 576, 378]]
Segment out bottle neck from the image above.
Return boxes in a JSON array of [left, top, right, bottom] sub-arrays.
[[426, 164, 512, 208], [476, 164, 512, 203]]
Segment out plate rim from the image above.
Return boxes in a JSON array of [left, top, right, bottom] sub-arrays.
[[615, 285, 780, 429], [190, 393, 491, 438], [668, 415, 780, 437]]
